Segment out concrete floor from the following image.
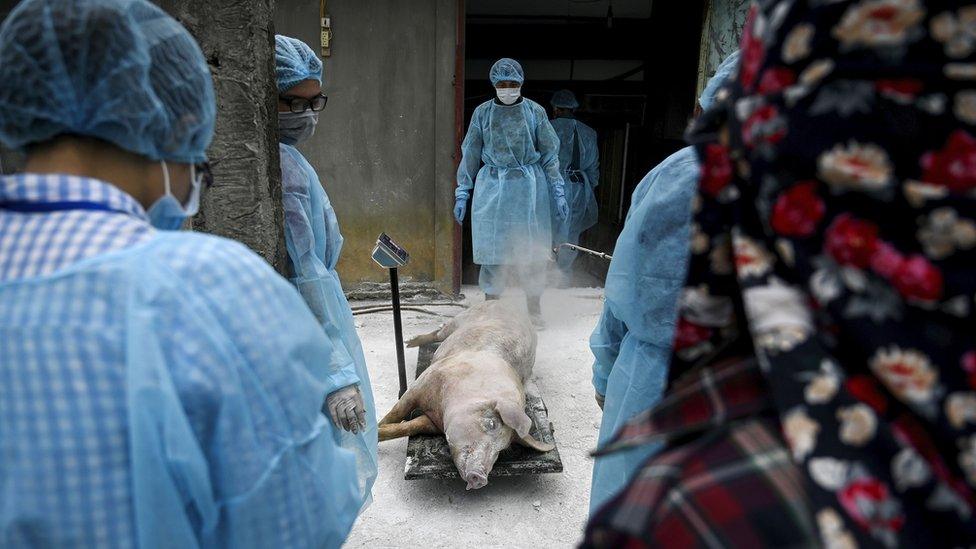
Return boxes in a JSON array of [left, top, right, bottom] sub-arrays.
[[344, 285, 606, 548]]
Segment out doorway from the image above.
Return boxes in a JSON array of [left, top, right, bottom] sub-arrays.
[[458, 0, 707, 287]]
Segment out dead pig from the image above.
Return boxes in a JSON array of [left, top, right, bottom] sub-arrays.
[[378, 301, 554, 490]]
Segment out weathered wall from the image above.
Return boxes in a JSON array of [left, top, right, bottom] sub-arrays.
[[696, 0, 750, 97], [157, 0, 288, 273], [276, 0, 457, 293], [0, 0, 287, 272]]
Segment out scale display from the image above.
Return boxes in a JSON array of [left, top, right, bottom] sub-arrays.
[[371, 233, 410, 269]]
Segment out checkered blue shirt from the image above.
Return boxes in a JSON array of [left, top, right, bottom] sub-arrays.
[[0, 174, 361, 548], [0, 175, 152, 547], [0, 174, 153, 282]]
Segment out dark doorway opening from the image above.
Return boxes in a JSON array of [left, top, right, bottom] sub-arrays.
[[459, 0, 706, 287]]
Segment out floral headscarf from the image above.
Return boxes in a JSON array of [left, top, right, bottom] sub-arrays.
[[682, 0, 976, 545]]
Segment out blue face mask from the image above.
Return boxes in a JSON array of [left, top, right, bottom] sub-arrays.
[[147, 160, 203, 231], [278, 111, 319, 145]]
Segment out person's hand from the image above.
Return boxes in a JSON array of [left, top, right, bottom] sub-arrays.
[[453, 198, 467, 224], [326, 385, 367, 433], [595, 392, 605, 411], [556, 196, 569, 221]]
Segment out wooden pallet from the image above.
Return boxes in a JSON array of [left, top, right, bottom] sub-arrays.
[[403, 343, 564, 480]]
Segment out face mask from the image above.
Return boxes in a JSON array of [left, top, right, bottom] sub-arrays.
[[147, 160, 203, 231], [496, 87, 521, 105], [278, 110, 319, 145]]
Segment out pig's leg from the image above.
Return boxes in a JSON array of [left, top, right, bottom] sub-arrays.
[[405, 328, 442, 348], [378, 414, 439, 441], [377, 372, 434, 425], [378, 395, 417, 425], [406, 317, 461, 348]]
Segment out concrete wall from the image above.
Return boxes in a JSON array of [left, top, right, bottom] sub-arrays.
[[0, 0, 288, 273], [159, 0, 288, 273], [276, 0, 458, 293], [696, 0, 750, 97]]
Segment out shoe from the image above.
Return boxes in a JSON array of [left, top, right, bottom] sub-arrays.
[[485, 294, 500, 301]]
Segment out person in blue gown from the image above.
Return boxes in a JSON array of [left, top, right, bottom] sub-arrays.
[[0, 2, 362, 547], [549, 89, 600, 281], [588, 51, 741, 513], [454, 58, 569, 327], [274, 34, 378, 509]]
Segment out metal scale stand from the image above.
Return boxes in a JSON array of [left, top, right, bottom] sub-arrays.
[[371, 233, 411, 398]]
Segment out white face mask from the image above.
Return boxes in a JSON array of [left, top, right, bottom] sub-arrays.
[[496, 86, 521, 105]]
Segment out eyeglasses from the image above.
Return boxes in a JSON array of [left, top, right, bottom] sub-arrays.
[[192, 162, 213, 189], [279, 93, 328, 113]]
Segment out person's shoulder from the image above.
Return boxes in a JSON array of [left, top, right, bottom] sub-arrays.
[[521, 99, 552, 127], [278, 143, 305, 174], [473, 100, 494, 114], [642, 146, 698, 183], [279, 143, 318, 193], [279, 142, 300, 163], [146, 231, 281, 290], [662, 148, 701, 188], [629, 147, 698, 207], [523, 98, 547, 113], [660, 146, 698, 170], [578, 121, 598, 139], [638, 147, 696, 183]]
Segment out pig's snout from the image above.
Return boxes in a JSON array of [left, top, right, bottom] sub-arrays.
[[464, 470, 488, 490], [446, 411, 509, 491]]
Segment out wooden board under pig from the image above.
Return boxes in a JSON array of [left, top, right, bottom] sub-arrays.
[[403, 343, 563, 480]]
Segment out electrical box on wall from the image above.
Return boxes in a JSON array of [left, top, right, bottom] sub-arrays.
[[321, 15, 332, 57]]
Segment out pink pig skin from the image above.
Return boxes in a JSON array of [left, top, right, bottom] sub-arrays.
[[378, 301, 554, 490]]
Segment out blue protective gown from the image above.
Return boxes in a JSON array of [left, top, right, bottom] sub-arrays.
[[280, 144, 378, 504], [588, 49, 740, 513], [0, 231, 362, 548], [550, 117, 599, 272], [588, 146, 699, 513], [456, 98, 565, 269]]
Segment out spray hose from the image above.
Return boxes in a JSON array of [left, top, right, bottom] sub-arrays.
[[553, 243, 613, 262], [351, 302, 468, 317]]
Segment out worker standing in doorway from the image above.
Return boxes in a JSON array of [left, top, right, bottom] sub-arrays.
[[274, 35, 378, 508], [549, 90, 600, 284], [455, 58, 569, 328]]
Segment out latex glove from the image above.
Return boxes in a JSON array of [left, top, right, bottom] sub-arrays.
[[595, 392, 605, 411], [555, 196, 569, 221], [326, 384, 367, 433], [453, 198, 467, 224]]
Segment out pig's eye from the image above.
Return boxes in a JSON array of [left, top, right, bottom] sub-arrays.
[[482, 418, 497, 431]]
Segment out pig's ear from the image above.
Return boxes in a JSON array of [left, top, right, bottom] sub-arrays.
[[494, 400, 532, 439], [515, 433, 555, 453]]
